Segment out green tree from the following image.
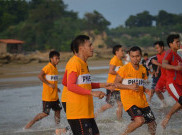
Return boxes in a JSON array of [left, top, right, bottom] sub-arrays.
[[125, 11, 153, 28], [156, 10, 182, 26], [83, 10, 110, 32], [46, 17, 84, 51], [22, 0, 67, 50], [0, 0, 28, 32], [125, 15, 137, 28]]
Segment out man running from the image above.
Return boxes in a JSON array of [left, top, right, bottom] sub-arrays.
[[150, 41, 167, 107], [95, 45, 124, 120], [25, 51, 62, 129], [146, 55, 159, 102], [161, 34, 182, 129], [114, 46, 156, 135], [64, 35, 113, 135]]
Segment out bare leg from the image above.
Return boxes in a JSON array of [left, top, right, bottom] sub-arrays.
[[161, 102, 181, 129], [121, 117, 145, 135], [54, 110, 60, 124], [116, 100, 123, 120], [147, 121, 157, 135], [148, 89, 155, 102], [95, 104, 112, 118], [25, 112, 48, 129], [156, 91, 167, 107]]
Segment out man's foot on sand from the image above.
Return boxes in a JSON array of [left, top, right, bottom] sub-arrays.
[[55, 128, 66, 135], [24, 124, 31, 129], [160, 101, 168, 108], [161, 117, 170, 129]]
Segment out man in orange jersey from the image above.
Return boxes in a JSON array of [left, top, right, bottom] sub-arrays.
[[95, 45, 124, 120], [114, 46, 156, 135], [62, 35, 113, 135], [25, 51, 62, 129]]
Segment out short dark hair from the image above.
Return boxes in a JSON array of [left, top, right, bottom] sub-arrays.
[[49, 50, 60, 59], [143, 53, 148, 57], [112, 45, 122, 55], [129, 46, 142, 55], [71, 35, 90, 53], [167, 34, 180, 47], [153, 41, 164, 47]]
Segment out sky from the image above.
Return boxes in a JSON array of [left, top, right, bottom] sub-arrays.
[[63, 0, 182, 28]]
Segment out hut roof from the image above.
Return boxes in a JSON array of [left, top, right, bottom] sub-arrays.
[[0, 39, 24, 44]]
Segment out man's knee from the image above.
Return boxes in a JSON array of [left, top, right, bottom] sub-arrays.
[[42, 112, 49, 118], [35, 112, 48, 121], [135, 117, 145, 126]]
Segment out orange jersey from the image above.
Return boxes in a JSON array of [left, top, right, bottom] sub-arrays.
[[61, 86, 68, 102], [117, 62, 148, 111], [66, 56, 93, 119], [107, 56, 123, 83], [42, 62, 59, 101]]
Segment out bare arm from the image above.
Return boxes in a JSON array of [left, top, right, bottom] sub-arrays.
[[151, 59, 162, 67], [162, 59, 182, 71], [154, 65, 160, 77], [144, 87, 152, 96], [108, 64, 117, 75], [99, 83, 114, 88], [156, 66, 160, 73], [38, 70, 55, 88], [114, 75, 139, 91]]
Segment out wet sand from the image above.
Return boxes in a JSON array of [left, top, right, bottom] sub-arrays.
[[0, 59, 110, 90]]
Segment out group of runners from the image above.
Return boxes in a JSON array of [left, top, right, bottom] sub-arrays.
[[24, 34, 182, 135]]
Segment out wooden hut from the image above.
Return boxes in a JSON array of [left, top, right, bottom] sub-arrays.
[[0, 39, 24, 54]]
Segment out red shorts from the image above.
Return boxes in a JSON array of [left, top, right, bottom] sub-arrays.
[[155, 77, 166, 92], [166, 82, 182, 101]]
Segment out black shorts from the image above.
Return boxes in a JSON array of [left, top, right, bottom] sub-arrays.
[[127, 105, 155, 124], [106, 90, 121, 106], [68, 118, 99, 135], [42, 100, 62, 115], [62, 102, 66, 113]]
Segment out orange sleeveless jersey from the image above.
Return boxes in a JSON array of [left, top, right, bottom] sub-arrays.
[[66, 56, 93, 119], [117, 62, 149, 111], [107, 55, 123, 83], [42, 62, 59, 101]]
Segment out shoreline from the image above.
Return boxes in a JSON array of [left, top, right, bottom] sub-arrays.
[[0, 59, 110, 90]]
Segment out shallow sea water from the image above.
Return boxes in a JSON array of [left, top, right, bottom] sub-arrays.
[[0, 72, 182, 135]]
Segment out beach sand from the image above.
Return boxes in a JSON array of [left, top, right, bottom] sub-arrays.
[[0, 59, 110, 90]]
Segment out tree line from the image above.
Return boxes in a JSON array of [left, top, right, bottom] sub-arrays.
[[0, 0, 181, 51], [125, 10, 182, 28]]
